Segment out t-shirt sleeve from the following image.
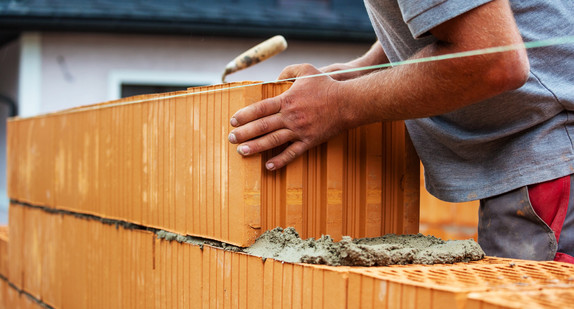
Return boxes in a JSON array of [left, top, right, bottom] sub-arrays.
[[397, 0, 494, 38]]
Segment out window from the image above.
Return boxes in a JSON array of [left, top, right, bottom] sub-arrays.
[[120, 84, 195, 98], [108, 70, 219, 100]]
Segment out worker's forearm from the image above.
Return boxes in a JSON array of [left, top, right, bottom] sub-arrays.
[[334, 44, 528, 128]]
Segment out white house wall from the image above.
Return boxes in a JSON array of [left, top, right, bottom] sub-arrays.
[[40, 32, 371, 113], [19, 32, 42, 117]]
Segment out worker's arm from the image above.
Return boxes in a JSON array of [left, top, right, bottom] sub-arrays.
[[319, 41, 389, 81], [228, 0, 530, 171]]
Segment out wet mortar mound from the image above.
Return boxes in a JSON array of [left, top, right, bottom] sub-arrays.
[[244, 227, 485, 266]]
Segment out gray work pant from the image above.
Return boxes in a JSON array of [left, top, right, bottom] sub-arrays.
[[478, 175, 574, 261]]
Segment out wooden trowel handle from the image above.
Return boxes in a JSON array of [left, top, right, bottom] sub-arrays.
[[222, 35, 288, 82]]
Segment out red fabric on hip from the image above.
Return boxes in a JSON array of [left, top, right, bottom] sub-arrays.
[[528, 175, 571, 262], [555, 252, 574, 264]]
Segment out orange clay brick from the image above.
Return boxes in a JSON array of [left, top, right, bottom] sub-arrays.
[[347, 258, 574, 309], [7, 203, 24, 291], [466, 288, 574, 309], [7, 82, 419, 247], [0, 269, 45, 309], [0, 226, 7, 278], [6, 203, 574, 309]]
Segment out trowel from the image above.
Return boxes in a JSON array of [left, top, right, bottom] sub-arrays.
[[221, 35, 288, 83]]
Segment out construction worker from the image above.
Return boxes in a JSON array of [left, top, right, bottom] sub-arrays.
[[227, 0, 574, 262]]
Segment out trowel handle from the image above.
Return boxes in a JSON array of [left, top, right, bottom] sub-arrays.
[[222, 35, 288, 80]]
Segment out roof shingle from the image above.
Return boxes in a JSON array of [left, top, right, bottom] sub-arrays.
[[0, 0, 375, 41]]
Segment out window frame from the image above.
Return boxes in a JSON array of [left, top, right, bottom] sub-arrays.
[[107, 70, 219, 100]]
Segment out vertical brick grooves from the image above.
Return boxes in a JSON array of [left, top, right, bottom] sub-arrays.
[[152, 96, 160, 229], [279, 167, 287, 231], [302, 151, 311, 238], [207, 86, 216, 241], [343, 128, 362, 237], [302, 144, 327, 239], [303, 146, 318, 239], [162, 93, 169, 230], [191, 87, 200, 240], [135, 100, 142, 226], [341, 131, 350, 237], [275, 161, 287, 230], [184, 91, 193, 240], [150, 97, 160, 226], [358, 126, 368, 238], [122, 100, 129, 228], [381, 121, 396, 235], [381, 121, 406, 235], [169, 94, 176, 238], [319, 143, 328, 239], [392, 121, 406, 234], [115, 103, 121, 221], [199, 87, 208, 239], [174, 91, 185, 235], [261, 149, 285, 236], [102, 105, 110, 219], [221, 84, 231, 243], [365, 123, 383, 238], [207, 86, 215, 241], [7, 81, 418, 248], [260, 84, 289, 234]]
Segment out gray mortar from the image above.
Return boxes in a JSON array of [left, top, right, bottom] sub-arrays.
[[244, 227, 485, 266], [155, 230, 242, 252]]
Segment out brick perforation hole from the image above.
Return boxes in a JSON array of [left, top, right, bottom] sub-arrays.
[[356, 259, 574, 292]]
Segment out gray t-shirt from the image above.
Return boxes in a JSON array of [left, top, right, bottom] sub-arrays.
[[364, 0, 574, 202]]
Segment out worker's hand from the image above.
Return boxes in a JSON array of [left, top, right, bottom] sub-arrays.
[[228, 63, 349, 171]]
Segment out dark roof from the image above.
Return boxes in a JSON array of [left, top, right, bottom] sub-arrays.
[[0, 0, 375, 43]]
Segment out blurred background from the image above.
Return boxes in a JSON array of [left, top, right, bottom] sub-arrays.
[[0, 0, 478, 239]]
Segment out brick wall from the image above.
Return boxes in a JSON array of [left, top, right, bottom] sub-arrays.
[[2, 82, 573, 308]]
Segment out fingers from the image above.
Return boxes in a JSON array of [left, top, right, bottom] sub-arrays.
[[232, 130, 311, 171], [233, 128, 296, 157], [264, 141, 309, 171], [228, 113, 285, 145], [230, 97, 281, 128]]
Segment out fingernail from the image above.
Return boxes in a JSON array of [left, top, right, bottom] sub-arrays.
[[228, 132, 237, 143], [230, 117, 238, 127], [237, 145, 250, 155], [266, 162, 275, 170]]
